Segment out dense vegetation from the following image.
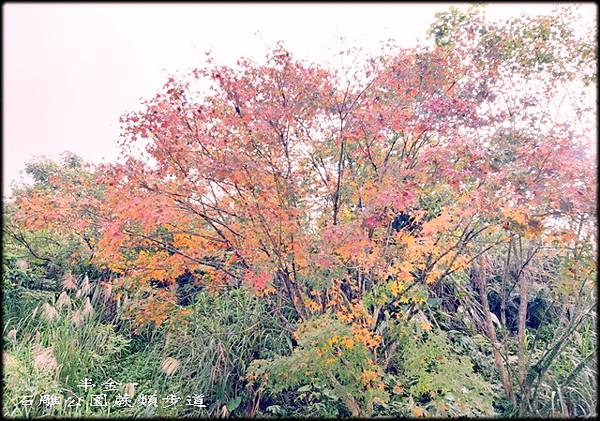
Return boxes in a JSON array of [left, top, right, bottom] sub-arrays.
[[2, 5, 596, 418]]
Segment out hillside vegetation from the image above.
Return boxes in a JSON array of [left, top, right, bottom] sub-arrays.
[[3, 5, 596, 418]]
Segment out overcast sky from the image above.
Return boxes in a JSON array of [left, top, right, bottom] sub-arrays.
[[3, 3, 595, 195]]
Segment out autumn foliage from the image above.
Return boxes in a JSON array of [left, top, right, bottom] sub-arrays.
[[6, 5, 596, 416]]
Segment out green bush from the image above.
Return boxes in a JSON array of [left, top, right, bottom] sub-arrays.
[[247, 315, 389, 418], [381, 319, 496, 417]]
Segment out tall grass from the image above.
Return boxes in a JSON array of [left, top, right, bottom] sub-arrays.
[[3, 278, 293, 418], [3, 277, 129, 417], [160, 287, 293, 416]]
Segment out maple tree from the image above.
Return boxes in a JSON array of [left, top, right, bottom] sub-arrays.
[[7, 5, 596, 414]]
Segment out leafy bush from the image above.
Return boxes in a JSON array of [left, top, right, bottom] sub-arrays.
[[247, 315, 388, 417], [380, 319, 496, 417]]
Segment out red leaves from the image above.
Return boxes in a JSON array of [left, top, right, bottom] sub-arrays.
[[11, 31, 595, 329], [244, 270, 271, 292], [361, 214, 382, 230], [374, 188, 415, 211]]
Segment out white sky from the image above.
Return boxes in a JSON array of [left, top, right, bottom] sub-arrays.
[[2, 3, 596, 196]]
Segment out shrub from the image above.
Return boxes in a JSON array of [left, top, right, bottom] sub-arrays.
[[382, 319, 496, 417], [247, 315, 389, 417]]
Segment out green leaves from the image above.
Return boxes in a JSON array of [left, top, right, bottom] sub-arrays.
[[247, 315, 388, 417], [225, 395, 242, 412], [385, 320, 496, 417]]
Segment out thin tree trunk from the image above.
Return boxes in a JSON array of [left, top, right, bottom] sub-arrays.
[[517, 271, 529, 413], [500, 243, 512, 328], [327, 373, 361, 416], [474, 262, 515, 404], [332, 137, 345, 225]]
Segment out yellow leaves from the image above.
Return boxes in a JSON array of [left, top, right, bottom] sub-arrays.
[[342, 337, 355, 349], [335, 242, 354, 260], [390, 260, 414, 285], [450, 255, 470, 272], [202, 267, 220, 283], [256, 285, 276, 297], [396, 231, 416, 249], [360, 181, 379, 205], [326, 281, 345, 310], [421, 212, 452, 237], [339, 207, 355, 223], [425, 269, 442, 285], [337, 301, 373, 326], [394, 232, 444, 285], [294, 316, 333, 341], [523, 217, 544, 238], [335, 237, 370, 262], [352, 326, 381, 350], [411, 296, 426, 305], [389, 280, 405, 297], [303, 297, 321, 313], [362, 244, 383, 270], [336, 311, 354, 323], [501, 206, 530, 226], [106, 259, 126, 275], [327, 335, 340, 347], [419, 321, 432, 331], [172, 232, 199, 250], [396, 259, 414, 274], [132, 289, 183, 329], [512, 210, 528, 225], [178, 307, 193, 319], [129, 250, 179, 284], [360, 369, 379, 386]]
